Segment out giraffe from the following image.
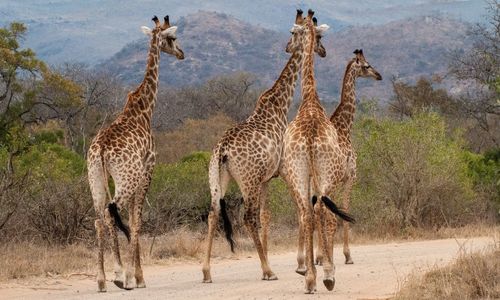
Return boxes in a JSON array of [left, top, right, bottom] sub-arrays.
[[279, 9, 355, 293], [87, 15, 184, 292], [201, 9, 329, 283], [314, 49, 382, 266]]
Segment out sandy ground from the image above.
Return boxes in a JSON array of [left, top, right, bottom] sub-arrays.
[[0, 237, 495, 300]]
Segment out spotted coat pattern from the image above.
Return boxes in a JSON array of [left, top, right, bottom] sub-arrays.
[[87, 16, 184, 292], [318, 50, 382, 266], [279, 11, 342, 293], [201, 10, 316, 284]]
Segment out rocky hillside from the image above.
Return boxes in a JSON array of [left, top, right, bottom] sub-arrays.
[[100, 11, 470, 102], [1, 0, 484, 64]]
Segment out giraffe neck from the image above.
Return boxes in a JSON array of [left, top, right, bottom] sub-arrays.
[[331, 61, 357, 138], [123, 31, 161, 126], [298, 21, 321, 112], [251, 50, 303, 127]]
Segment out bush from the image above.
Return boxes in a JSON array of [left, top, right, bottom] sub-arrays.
[[352, 113, 489, 234], [464, 148, 500, 218], [144, 151, 241, 234], [396, 245, 500, 299], [268, 178, 296, 226], [0, 142, 93, 244], [24, 177, 93, 244]]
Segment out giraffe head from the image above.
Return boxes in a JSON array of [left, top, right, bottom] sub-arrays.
[[351, 49, 382, 80], [141, 15, 184, 60], [286, 9, 329, 57]]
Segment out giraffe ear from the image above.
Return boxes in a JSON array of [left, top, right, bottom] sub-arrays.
[[316, 24, 330, 36], [161, 26, 177, 38], [290, 24, 304, 33], [141, 26, 152, 36]]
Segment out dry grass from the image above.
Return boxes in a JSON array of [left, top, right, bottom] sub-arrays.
[[0, 224, 498, 283], [346, 223, 500, 245], [0, 242, 95, 281], [395, 240, 500, 299]]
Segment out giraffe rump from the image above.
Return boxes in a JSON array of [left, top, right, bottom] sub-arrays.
[[219, 198, 235, 252], [320, 196, 356, 223], [107, 202, 131, 241]]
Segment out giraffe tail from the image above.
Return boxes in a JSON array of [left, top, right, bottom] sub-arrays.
[[99, 148, 131, 242], [108, 202, 131, 241], [220, 198, 235, 252], [321, 196, 356, 224]]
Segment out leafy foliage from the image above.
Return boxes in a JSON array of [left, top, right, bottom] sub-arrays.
[[352, 113, 487, 232]]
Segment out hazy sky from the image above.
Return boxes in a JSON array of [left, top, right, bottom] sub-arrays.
[[0, 0, 490, 64]]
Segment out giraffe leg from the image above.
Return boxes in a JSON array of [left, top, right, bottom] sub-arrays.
[[131, 168, 152, 288], [132, 196, 146, 288], [322, 204, 337, 291], [342, 160, 356, 265], [314, 203, 324, 266], [94, 218, 106, 292], [342, 179, 354, 264], [122, 197, 140, 290], [202, 202, 219, 283], [325, 205, 337, 264], [104, 206, 125, 288], [259, 182, 271, 258], [295, 207, 306, 275], [301, 198, 316, 293], [318, 200, 335, 291], [88, 157, 111, 292], [202, 156, 230, 283], [126, 197, 145, 289], [243, 185, 277, 281]]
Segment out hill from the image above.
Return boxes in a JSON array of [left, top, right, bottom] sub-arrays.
[[99, 12, 471, 102], [0, 0, 485, 64]]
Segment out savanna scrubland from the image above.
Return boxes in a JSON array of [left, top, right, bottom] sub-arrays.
[[0, 2, 499, 297]]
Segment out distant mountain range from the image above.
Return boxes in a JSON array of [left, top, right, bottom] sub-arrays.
[[0, 0, 486, 65], [98, 11, 471, 102]]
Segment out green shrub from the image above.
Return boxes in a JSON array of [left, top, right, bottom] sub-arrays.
[[352, 113, 486, 234], [15, 142, 86, 182], [145, 151, 239, 233], [464, 148, 500, 217], [268, 178, 296, 226], [0, 142, 92, 244]]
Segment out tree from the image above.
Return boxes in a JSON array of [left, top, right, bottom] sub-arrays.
[[37, 63, 126, 154], [154, 72, 262, 130], [0, 22, 46, 171], [448, 0, 500, 150], [389, 77, 455, 119]]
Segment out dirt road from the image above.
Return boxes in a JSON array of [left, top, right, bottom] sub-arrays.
[[1, 237, 494, 300]]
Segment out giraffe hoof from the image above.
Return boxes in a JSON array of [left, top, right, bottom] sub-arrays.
[[136, 281, 146, 288], [202, 268, 212, 283], [262, 272, 278, 280], [344, 253, 353, 264], [97, 280, 106, 292], [113, 280, 125, 289], [323, 278, 335, 291], [315, 259, 323, 266], [305, 277, 316, 294], [114, 280, 134, 290], [295, 268, 307, 276]]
